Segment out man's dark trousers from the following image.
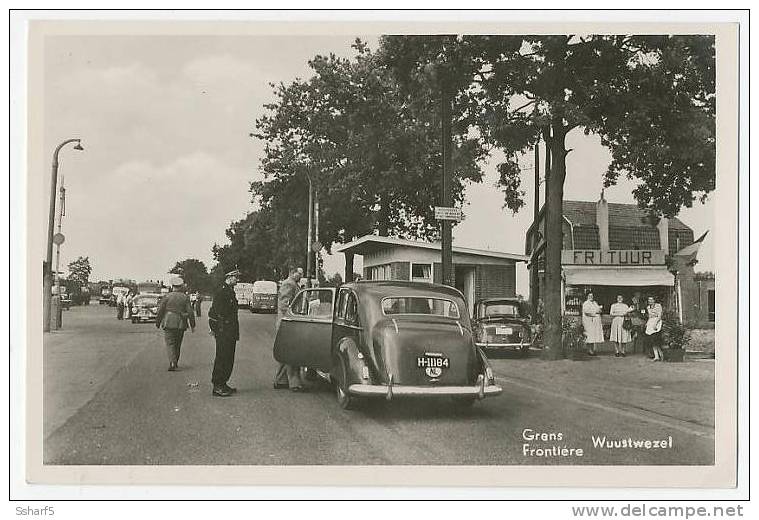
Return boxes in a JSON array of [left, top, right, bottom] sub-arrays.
[[212, 332, 236, 386]]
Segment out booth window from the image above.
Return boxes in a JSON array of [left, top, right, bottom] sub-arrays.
[[411, 263, 433, 283]]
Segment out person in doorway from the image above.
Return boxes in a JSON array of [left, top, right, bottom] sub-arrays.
[[581, 292, 604, 356], [273, 266, 305, 391], [208, 269, 241, 397], [609, 295, 632, 357], [155, 276, 195, 371], [645, 296, 664, 361]]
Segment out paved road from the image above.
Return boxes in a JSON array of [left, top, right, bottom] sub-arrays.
[[43, 304, 714, 465]]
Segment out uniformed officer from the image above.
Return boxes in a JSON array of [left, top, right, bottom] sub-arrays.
[[208, 269, 241, 397], [155, 276, 195, 371]]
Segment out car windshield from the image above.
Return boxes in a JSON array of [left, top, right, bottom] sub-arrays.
[[480, 302, 522, 318], [134, 296, 159, 306], [252, 280, 277, 293], [381, 297, 460, 318]]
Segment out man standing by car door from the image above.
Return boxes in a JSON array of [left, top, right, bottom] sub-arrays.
[[273, 266, 305, 391], [208, 269, 241, 397]]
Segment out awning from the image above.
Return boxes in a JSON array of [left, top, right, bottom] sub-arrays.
[[563, 266, 674, 287]]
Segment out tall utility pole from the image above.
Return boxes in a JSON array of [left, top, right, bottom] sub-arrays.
[[54, 177, 66, 313], [305, 174, 313, 288], [440, 68, 453, 287], [314, 189, 320, 284], [530, 138, 540, 318]]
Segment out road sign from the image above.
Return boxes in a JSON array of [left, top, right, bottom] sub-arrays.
[[53, 233, 65, 246], [434, 206, 463, 221], [311, 241, 323, 252]]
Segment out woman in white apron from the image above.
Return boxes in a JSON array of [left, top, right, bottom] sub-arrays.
[[645, 296, 664, 361], [609, 295, 632, 357], [581, 292, 604, 356]]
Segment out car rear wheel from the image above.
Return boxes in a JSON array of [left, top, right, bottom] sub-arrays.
[[334, 356, 358, 410]]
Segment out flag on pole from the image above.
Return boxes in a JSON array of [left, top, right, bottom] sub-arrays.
[[675, 230, 708, 258]]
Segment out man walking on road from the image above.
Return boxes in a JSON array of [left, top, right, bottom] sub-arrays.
[[273, 266, 305, 392], [208, 269, 241, 397], [155, 276, 195, 371]]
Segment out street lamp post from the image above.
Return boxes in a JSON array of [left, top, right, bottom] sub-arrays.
[[44, 138, 83, 332]]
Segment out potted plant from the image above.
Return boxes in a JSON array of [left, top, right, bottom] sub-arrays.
[[661, 310, 689, 362], [562, 316, 587, 360]]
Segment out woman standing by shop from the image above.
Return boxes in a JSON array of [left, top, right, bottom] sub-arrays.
[[582, 292, 604, 356], [645, 296, 664, 361], [609, 295, 632, 357], [629, 295, 647, 355]]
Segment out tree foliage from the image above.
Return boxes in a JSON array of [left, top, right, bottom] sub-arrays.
[[67, 256, 92, 289], [169, 258, 211, 293], [248, 40, 485, 269], [379, 34, 714, 355]]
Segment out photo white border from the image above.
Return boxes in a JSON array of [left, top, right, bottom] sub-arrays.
[[9, 9, 749, 500]]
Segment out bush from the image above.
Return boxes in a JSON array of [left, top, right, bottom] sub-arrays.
[[562, 316, 585, 352], [662, 310, 690, 350]]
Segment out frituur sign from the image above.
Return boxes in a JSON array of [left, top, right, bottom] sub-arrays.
[[562, 250, 666, 266]]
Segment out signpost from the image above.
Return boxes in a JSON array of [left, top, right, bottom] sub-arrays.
[[434, 206, 463, 222]]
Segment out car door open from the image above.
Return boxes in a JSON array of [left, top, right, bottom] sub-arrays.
[[273, 288, 336, 370]]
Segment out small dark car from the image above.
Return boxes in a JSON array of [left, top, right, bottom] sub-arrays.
[[274, 281, 502, 410], [472, 298, 532, 356], [130, 293, 161, 323]]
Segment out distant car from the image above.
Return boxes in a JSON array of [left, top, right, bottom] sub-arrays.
[[273, 281, 502, 410], [99, 287, 112, 305], [249, 280, 278, 313], [51, 286, 71, 310], [472, 298, 532, 356], [130, 293, 162, 323]]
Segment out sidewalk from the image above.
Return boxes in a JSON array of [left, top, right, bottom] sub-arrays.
[[490, 351, 715, 432]]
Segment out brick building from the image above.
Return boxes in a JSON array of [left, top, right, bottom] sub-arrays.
[[525, 194, 708, 325], [335, 235, 527, 313]]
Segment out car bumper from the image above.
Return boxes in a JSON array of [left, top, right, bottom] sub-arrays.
[[348, 381, 502, 399], [476, 342, 531, 350]]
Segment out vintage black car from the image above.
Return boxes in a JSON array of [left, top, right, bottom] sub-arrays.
[[472, 298, 532, 356], [130, 293, 162, 323], [273, 281, 502, 410]]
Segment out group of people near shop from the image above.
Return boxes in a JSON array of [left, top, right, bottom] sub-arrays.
[[581, 292, 665, 360]]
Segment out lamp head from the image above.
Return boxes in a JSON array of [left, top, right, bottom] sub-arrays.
[[73, 142, 84, 151]]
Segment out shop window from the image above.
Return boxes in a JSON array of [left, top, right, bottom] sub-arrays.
[[411, 263, 433, 283], [369, 264, 390, 281]]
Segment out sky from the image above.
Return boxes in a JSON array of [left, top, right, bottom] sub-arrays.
[[42, 33, 714, 293]]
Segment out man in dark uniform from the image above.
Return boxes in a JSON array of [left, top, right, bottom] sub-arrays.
[[208, 269, 240, 397]]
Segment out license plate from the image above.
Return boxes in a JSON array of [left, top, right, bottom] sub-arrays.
[[417, 353, 450, 369], [496, 327, 513, 335]]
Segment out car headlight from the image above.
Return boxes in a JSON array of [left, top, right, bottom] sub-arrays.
[[485, 366, 494, 382]]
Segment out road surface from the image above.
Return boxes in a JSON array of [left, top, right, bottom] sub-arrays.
[[43, 304, 715, 465]]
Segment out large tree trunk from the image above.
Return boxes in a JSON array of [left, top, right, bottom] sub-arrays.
[[543, 123, 568, 359]]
